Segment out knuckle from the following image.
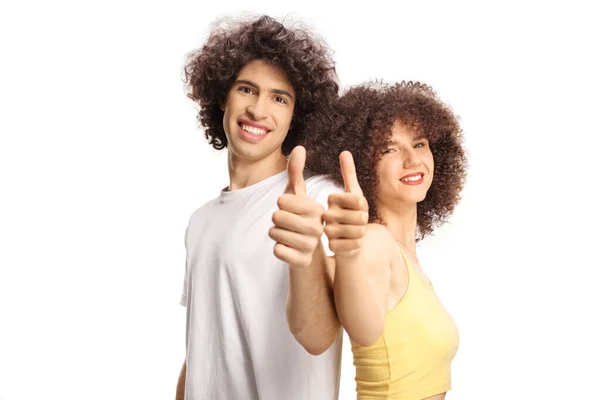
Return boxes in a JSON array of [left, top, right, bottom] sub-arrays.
[[327, 195, 335, 207], [273, 243, 285, 259], [360, 197, 369, 211], [302, 238, 317, 252], [359, 226, 366, 237], [324, 224, 336, 237], [277, 194, 291, 209], [328, 240, 339, 252], [331, 193, 343, 205], [311, 236, 321, 248], [354, 195, 364, 209], [310, 222, 324, 237], [272, 211, 281, 225], [361, 212, 369, 225], [316, 204, 325, 216], [276, 195, 285, 209]]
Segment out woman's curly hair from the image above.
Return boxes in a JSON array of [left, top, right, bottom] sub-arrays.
[[303, 81, 468, 240], [183, 15, 339, 155]]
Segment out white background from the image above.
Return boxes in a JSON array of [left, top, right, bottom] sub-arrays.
[[1, 1, 599, 399]]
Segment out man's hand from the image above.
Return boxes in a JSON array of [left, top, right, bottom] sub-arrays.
[[269, 146, 325, 268], [323, 151, 369, 258]]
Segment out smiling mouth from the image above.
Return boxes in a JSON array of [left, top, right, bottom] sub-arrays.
[[240, 123, 269, 136], [401, 174, 424, 183]]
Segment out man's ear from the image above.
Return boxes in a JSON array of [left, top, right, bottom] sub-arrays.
[[219, 94, 227, 111]]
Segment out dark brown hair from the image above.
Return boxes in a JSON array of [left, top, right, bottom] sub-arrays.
[[303, 81, 468, 239], [184, 15, 339, 155]]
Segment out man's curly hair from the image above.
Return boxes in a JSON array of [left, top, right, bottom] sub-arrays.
[[183, 15, 339, 155], [302, 81, 468, 239]]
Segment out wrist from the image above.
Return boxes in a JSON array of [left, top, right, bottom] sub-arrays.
[[334, 249, 362, 261], [289, 241, 326, 273]]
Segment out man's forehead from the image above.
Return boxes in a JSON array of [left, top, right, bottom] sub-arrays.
[[236, 60, 295, 94]]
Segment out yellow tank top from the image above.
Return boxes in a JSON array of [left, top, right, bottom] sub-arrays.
[[351, 247, 459, 399]]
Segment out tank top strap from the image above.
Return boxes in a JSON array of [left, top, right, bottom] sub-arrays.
[[396, 245, 433, 289], [396, 245, 411, 269]]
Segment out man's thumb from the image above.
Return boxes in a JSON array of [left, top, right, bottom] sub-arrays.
[[284, 146, 307, 196]]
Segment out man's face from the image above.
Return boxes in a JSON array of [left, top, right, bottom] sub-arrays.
[[221, 60, 296, 162]]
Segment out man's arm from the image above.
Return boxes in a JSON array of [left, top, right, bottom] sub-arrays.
[[175, 360, 186, 400], [285, 241, 340, 355], [269, 146, 341, 355]]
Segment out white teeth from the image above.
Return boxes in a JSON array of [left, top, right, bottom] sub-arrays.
[[401, 175, 422, 182], [241, 124, 268, 135]]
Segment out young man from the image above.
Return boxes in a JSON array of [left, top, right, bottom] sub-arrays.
[[176, 15, 343, 400]]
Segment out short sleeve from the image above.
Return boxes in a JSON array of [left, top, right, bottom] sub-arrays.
[[179, 225, 189, 307]]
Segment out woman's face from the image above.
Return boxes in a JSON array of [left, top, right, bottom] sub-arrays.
[[376, 120, 434, 207]]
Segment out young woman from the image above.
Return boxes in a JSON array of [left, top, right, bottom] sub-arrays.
[[303, 81, 468, 399]]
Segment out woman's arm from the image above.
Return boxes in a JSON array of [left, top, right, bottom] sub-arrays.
[[324, 151, 391, 347], [331, 224, 391, 347]]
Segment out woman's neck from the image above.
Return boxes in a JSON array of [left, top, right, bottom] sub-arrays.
[[378, 203, 418, 253]]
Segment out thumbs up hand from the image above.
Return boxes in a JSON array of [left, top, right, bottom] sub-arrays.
[[323, 151, 369, 258], [269, 146, 326, 269], [283, 144, 307, 196]]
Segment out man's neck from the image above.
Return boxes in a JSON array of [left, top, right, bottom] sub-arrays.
[[226, 150, 287, 191]]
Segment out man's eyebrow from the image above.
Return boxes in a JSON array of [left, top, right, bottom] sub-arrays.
[[385, 135, 428, 145], [234, 79, 295, 102], [234, 79, 259, 89]]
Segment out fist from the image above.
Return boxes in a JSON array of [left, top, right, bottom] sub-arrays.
[[323, 151, 369, 257], [269, 146, 325, 268]]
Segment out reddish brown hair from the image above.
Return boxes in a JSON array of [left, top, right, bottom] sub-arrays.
[[303, 81, 468, 239]]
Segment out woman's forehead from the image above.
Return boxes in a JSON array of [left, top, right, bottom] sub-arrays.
[[387, 119, 425, 142]]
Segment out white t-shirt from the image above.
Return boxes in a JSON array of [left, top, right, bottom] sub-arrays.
[[180, 170, 343, 400]]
